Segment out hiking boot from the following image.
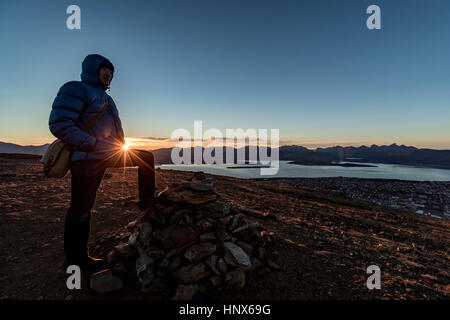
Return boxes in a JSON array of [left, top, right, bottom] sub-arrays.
[[62, 256, 105, 272], [84, 256, 105, 271]]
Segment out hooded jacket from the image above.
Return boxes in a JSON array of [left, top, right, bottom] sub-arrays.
[[49, 54, 125, 162]]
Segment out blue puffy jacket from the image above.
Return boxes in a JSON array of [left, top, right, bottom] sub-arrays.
[[49, 54, 125, 162]]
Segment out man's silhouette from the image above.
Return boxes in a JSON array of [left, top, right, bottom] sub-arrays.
[[49, 54, 155, 271]]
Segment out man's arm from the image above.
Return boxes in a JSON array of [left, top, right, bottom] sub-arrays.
[[49, 82, 97, 151], [116, 117, 126, 145]]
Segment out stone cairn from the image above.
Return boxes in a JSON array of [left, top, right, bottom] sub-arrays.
[[90, 172, 278, 299]]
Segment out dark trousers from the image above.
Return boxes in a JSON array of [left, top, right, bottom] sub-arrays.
[[64, 149, 155, 263]]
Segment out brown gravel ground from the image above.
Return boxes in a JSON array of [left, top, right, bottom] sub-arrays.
[[0, 154, 448, 300]]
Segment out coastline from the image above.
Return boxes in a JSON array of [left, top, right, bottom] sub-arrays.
[[258, 176, 450, 219]]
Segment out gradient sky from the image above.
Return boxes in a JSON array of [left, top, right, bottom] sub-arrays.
[[1, 0, 449, 149]]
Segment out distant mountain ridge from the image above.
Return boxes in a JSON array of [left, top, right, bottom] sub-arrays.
[[316, 143, 418, 159], [0, 141, 50, 155], [316, 143, 450, 169], [1, 141, 449, 169]]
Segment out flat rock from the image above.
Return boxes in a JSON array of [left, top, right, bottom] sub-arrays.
[[113, 243, 137, 260], [225, 268, 246, 290], [153, 225, 197, 249], [187, 178, 214, 192], [158, 185, 219, 205], [172, 284, 199, 300], [228, 214, 249, 233], [172, 262, 212, 284], [223, 242, 252, 269], [195, 201, 230, 218], [90, 269, 123, 293], [184, 242, 217, 262], [199, 232, 216, 242]]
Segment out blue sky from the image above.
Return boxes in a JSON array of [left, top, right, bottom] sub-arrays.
[[0, 0, 449, 149]]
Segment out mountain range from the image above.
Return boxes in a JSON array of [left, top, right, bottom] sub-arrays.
[[1, 141, 449, 169], [0, 141, 50, 155]]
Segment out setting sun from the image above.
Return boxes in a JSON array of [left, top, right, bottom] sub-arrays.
[[122, 141, 130, 151]]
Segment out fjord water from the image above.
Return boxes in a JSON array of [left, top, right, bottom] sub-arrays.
[[158, 161, 450, 181]]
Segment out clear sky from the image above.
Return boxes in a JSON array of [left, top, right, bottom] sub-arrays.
[[1, 0, 449, 149]]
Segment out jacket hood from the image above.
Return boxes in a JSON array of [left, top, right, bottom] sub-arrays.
[[81, 54, 114, 90]]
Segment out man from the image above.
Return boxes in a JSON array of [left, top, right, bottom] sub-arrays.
[[49, 54, 156, 271]]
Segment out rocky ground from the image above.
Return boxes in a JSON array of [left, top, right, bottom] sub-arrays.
[[0, 154, 449, 300]]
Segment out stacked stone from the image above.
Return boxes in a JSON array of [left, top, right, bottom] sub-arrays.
[[90, 172, 278, 299]]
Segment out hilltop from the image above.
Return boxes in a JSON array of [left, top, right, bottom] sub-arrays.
[[0, 154, 448, 299]]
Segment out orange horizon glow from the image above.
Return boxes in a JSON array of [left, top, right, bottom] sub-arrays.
[[2, 136, 450, 151]]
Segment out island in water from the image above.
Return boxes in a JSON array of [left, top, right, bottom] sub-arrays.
[[288, 160, 377, 167]]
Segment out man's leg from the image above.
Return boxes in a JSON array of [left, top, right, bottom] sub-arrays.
[[133, 150, 156, 203], [106, 149, 156, 209], [64, 160, 106, 269]]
